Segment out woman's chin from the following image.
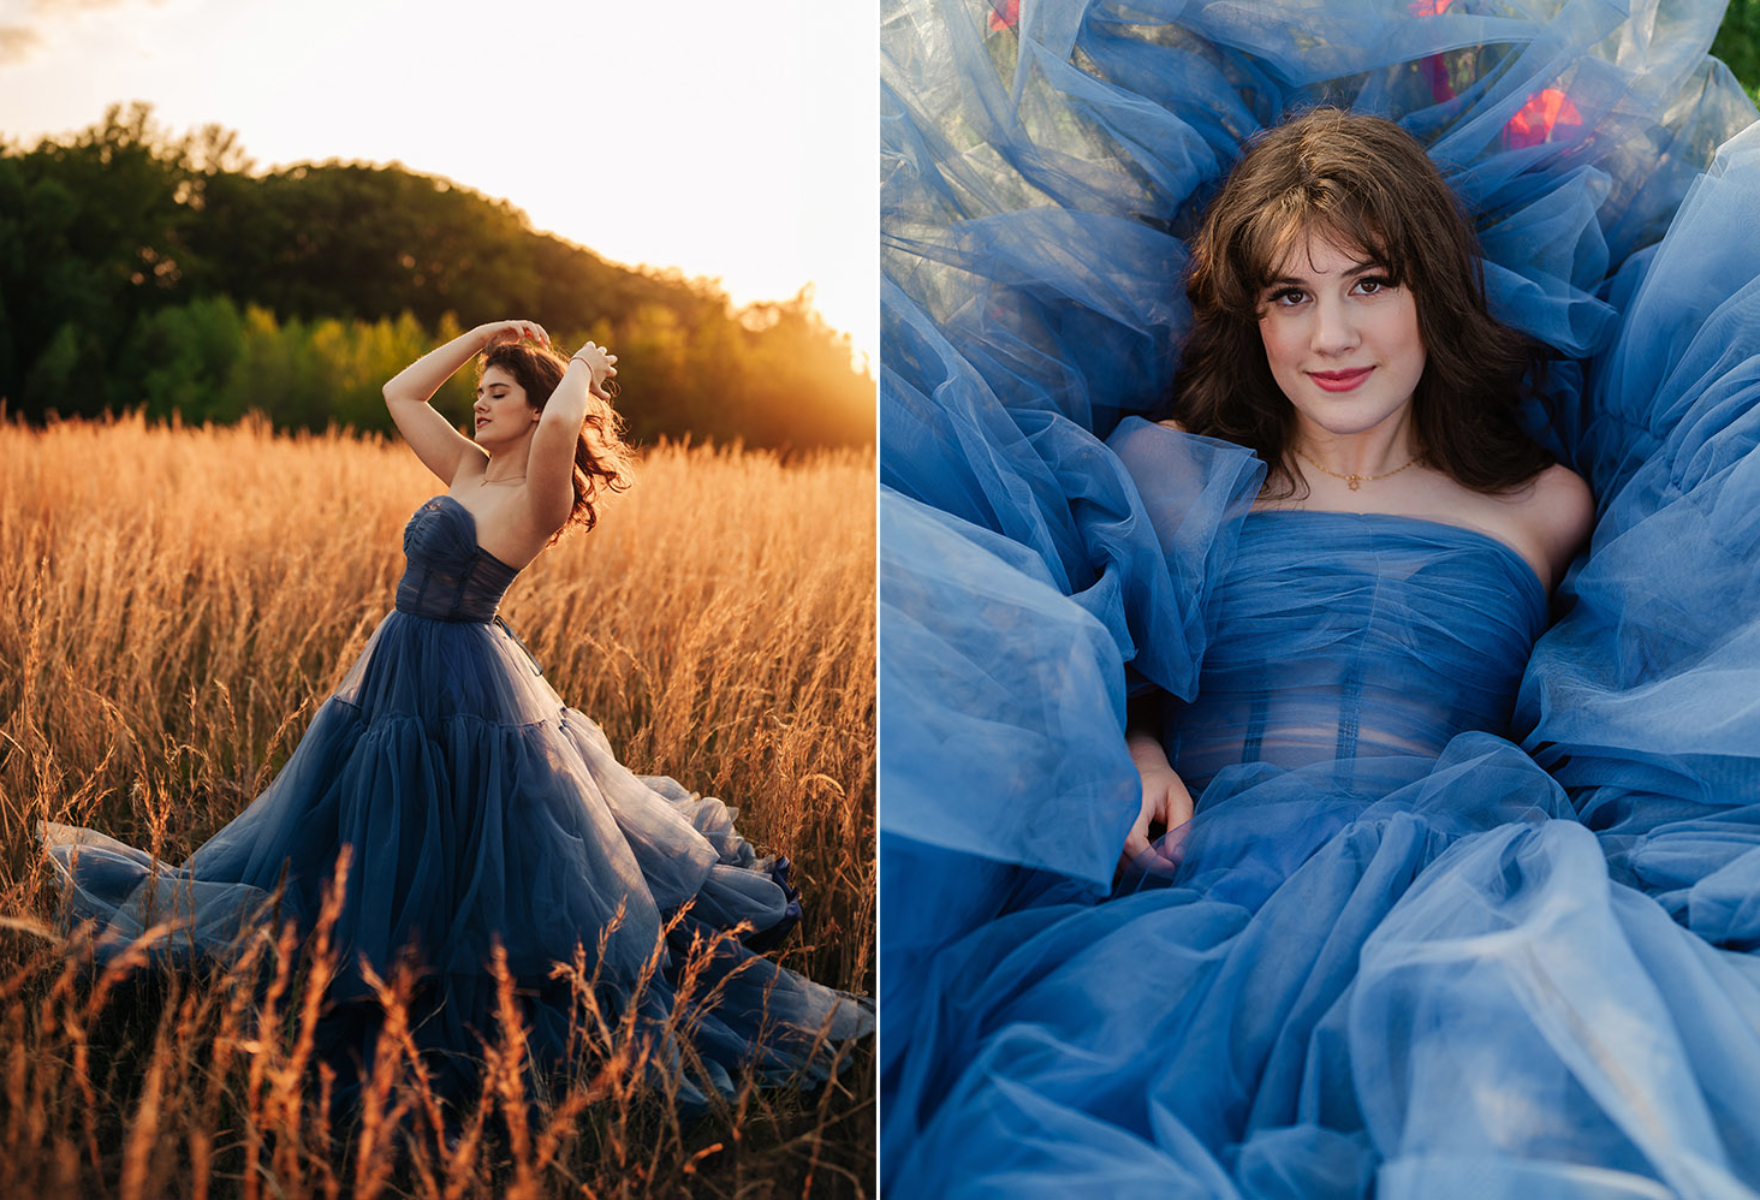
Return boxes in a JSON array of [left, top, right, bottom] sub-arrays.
[[475, 422, 535, 448]]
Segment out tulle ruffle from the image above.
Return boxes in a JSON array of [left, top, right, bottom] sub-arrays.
[[44, 608, 871, 1109]]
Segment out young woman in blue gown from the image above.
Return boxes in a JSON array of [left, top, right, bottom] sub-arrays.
[[40, 320, 872, 1111], [880, 0, 1760, 1193], [1120, 109, 1594, 875]]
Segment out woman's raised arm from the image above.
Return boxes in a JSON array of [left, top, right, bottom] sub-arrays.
[[383, 320, 547, 485], [525, 340, 618, 535]]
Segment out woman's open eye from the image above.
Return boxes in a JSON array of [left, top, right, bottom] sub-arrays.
[[1268, 287, 1307, 307], [1354, 276, 1394, 296]]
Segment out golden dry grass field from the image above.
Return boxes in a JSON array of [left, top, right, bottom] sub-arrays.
[[0, 412, 877, 1197]]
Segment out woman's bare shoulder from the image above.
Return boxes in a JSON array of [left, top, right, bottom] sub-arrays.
[[1526, 462, 1592, 529], [1156, 418, 1186, 432], [1512, 462, 1594, 577]]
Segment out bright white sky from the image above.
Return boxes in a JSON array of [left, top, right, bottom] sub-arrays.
[[0, 0, 877, 366]]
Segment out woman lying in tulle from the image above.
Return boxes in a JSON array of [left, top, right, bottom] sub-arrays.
[[1120, 109, 1595, 872], [883, 102, 1760, 1196], [41, 319, 872, 1113]]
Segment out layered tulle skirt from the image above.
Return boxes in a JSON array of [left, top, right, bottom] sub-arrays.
[[890, 732, 1760, 1196], [43, 608, 871, 1108]]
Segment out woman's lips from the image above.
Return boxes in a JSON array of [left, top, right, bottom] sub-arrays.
[[1308, 367, 1374, 393]]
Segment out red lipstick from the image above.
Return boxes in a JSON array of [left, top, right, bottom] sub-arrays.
[[1309, 367, 1374, 393]]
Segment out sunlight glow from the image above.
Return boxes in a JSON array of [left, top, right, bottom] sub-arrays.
[[0, 0, 877, 361]]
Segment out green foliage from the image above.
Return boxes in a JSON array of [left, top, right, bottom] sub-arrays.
[[1715, 0, 1760, 105], [23, 323, 108, 418], [0, 104, 873, 449]]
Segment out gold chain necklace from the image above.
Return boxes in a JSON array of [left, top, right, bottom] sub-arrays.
[[1293, 447, 1419, 491]]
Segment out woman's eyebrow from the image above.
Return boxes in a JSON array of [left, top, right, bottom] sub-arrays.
[[1264, 260, 1382, 285]]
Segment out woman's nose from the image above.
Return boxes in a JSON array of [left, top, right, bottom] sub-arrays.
[[1311, 296, 1360, 355]]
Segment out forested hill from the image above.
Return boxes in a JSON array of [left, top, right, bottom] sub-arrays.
[[0, 104, 873, 450]]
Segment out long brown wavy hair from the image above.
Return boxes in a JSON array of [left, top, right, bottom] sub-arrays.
[[478, 341, 634, 537], [1169, 107, 1551, 498]]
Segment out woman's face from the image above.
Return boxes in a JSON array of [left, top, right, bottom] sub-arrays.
[[474, 365, 539, 447], [1256, 233, 1426, 444]]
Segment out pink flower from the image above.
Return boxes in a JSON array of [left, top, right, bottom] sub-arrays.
[[1407, 0, 1453, 15], [1504, 87, 1584, 149], [989, 0, 1019, 32]]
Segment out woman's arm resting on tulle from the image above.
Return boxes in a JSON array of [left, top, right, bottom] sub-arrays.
[[526, 341, 617, 533], [383, 320, 546, 485], [1122, 694, 1194, 873]]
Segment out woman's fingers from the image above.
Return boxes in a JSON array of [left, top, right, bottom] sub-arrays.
[[1119, 776, 1194, 877], [1147, 780, 1195, 872], [1119, 831, 1150, 875], [1118, 789, 1157, 872], [1165, 778, 1195, 829], [570, 342, 621, 399]]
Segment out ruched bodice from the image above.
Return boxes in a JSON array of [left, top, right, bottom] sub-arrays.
[[394, 495, 519, 623], [1166, 511, 1548, 796]]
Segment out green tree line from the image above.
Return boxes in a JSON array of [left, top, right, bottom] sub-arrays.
[[0, 104, 873, 449]]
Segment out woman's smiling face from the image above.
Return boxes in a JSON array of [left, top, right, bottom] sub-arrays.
[[1256, 233, 1427, 443], [473, 366, 538, 445]]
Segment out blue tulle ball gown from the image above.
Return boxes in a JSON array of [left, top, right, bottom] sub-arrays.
[[881, 0, 1760, 1194], [40, 493, 873, 1110]]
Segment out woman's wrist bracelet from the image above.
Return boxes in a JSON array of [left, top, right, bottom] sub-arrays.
[[571, 353, 618, 397]]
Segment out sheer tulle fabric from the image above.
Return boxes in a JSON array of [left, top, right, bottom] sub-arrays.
[[881, 0, 1760, 1192], [43, 495, 870, 1107]]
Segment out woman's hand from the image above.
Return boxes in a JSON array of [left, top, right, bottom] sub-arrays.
[[569, 341, 620, 400], [1121, 734, 1194, 876], [477, 319, 551, 350]]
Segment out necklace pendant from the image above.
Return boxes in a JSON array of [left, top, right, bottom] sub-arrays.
[[1347, 477, 1363, 491]]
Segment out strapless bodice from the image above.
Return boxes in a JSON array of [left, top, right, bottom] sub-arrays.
[[394, 495, 520, 623], [1164, 510, 1548, 794]]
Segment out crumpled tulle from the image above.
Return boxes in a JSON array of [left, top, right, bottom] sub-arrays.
[[1521, 126, 1760, 950], [880, 0, 1760, 1192], [42, 497, 871, 1110]]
